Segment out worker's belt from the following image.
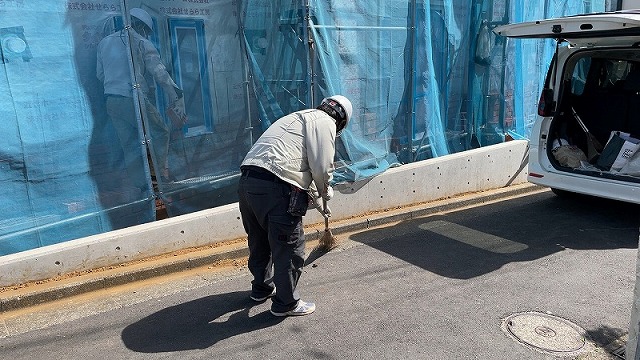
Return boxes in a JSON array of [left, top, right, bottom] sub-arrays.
[[241, 166, 285, 183]]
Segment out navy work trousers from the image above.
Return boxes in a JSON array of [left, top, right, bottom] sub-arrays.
[[238, 171, 305, 313]]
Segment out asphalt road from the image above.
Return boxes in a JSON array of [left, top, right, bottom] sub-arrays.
[[0, 190, 638, 359]]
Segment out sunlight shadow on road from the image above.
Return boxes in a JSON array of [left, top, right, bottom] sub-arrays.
[[418, 220, 529, 254], [349, 192, 639, 280], [121, 291, 283, 353]]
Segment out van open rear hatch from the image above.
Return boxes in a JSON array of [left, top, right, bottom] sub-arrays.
[[496, 11, 640, 183]]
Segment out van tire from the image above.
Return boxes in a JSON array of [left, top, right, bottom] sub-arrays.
[[551, 188, 573, 197]]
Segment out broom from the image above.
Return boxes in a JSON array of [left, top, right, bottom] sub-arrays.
[[318, 198, 338, 251], [571, 107, 603, 162]]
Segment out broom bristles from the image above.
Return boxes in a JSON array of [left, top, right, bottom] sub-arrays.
[[318, 228, 338, 251], [318, 198, 337, 251]]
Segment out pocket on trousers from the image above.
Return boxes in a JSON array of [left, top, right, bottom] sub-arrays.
[[269, 214, 301, 245], [287, 185, 309, 216]]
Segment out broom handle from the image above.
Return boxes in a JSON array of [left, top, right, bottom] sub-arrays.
[[571, 107, 590, 134], [323, 198, 329, 231], [571, 107, 602, 156]]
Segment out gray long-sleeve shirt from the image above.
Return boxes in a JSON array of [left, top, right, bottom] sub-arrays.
[[241, 109, 336, 197]]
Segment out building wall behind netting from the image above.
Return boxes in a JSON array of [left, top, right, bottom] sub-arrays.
[[0, 0, 611, 255]]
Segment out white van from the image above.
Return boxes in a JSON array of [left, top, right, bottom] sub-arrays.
[[495, 11, 640, 204]]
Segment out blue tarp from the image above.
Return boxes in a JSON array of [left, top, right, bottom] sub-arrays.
[[0, 0, 609, 255]]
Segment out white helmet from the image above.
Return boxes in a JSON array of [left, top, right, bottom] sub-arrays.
[[319, 95, 352, 133], [130, 8, 153, 32], [322, 95, 352, 123]]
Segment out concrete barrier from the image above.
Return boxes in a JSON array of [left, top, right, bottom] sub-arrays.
[[0, 140, 529, 287]]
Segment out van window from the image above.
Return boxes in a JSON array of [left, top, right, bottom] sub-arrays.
[[604, 60, 632, 88], [572, 57, 634, 96], [571, 58, 590, 95]]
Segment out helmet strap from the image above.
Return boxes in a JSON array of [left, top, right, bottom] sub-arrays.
[[317, 103, 348, 134]]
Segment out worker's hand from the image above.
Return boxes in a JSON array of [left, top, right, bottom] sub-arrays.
[[322, 186, 334, 201], [174, 98, 187, 122], [308, 192, 321, 210], [166, 96, 188, 129], [323, 203, 332, 218]]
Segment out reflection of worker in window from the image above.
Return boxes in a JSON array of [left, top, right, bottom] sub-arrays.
[[96, 8, 186, 187]]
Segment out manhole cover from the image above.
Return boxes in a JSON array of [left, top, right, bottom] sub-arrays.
[[502, 312, 588, 356]]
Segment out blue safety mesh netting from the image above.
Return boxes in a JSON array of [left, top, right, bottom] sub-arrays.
[[0, 0, 609, 255]]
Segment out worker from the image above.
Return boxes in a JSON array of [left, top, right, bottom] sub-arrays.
[[238, 95, 352, 316], [96, 8, 186, 189]]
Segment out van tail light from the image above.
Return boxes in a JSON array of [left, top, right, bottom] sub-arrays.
[[529, 172, 544, 178], [537, 88, 555, 117]]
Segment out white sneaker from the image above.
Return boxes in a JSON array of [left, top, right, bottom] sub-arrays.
[[270, 300, 316, 317]]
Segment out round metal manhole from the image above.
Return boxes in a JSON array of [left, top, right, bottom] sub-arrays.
[[502, 311, 590, 356]]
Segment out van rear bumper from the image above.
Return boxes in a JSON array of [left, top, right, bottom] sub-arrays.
[[527, 162, 640, 204]]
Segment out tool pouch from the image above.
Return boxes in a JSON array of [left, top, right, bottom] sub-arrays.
[[287, 185, 309, 216]]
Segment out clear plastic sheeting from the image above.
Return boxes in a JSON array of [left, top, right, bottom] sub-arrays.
[[0, 0, 611, 256]]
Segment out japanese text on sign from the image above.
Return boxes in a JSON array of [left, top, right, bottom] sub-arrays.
[[67, 2, 122, 12]]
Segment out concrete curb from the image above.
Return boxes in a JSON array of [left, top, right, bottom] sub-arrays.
[[0, 183, 546, 313], [307, 182, 545, 239]]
